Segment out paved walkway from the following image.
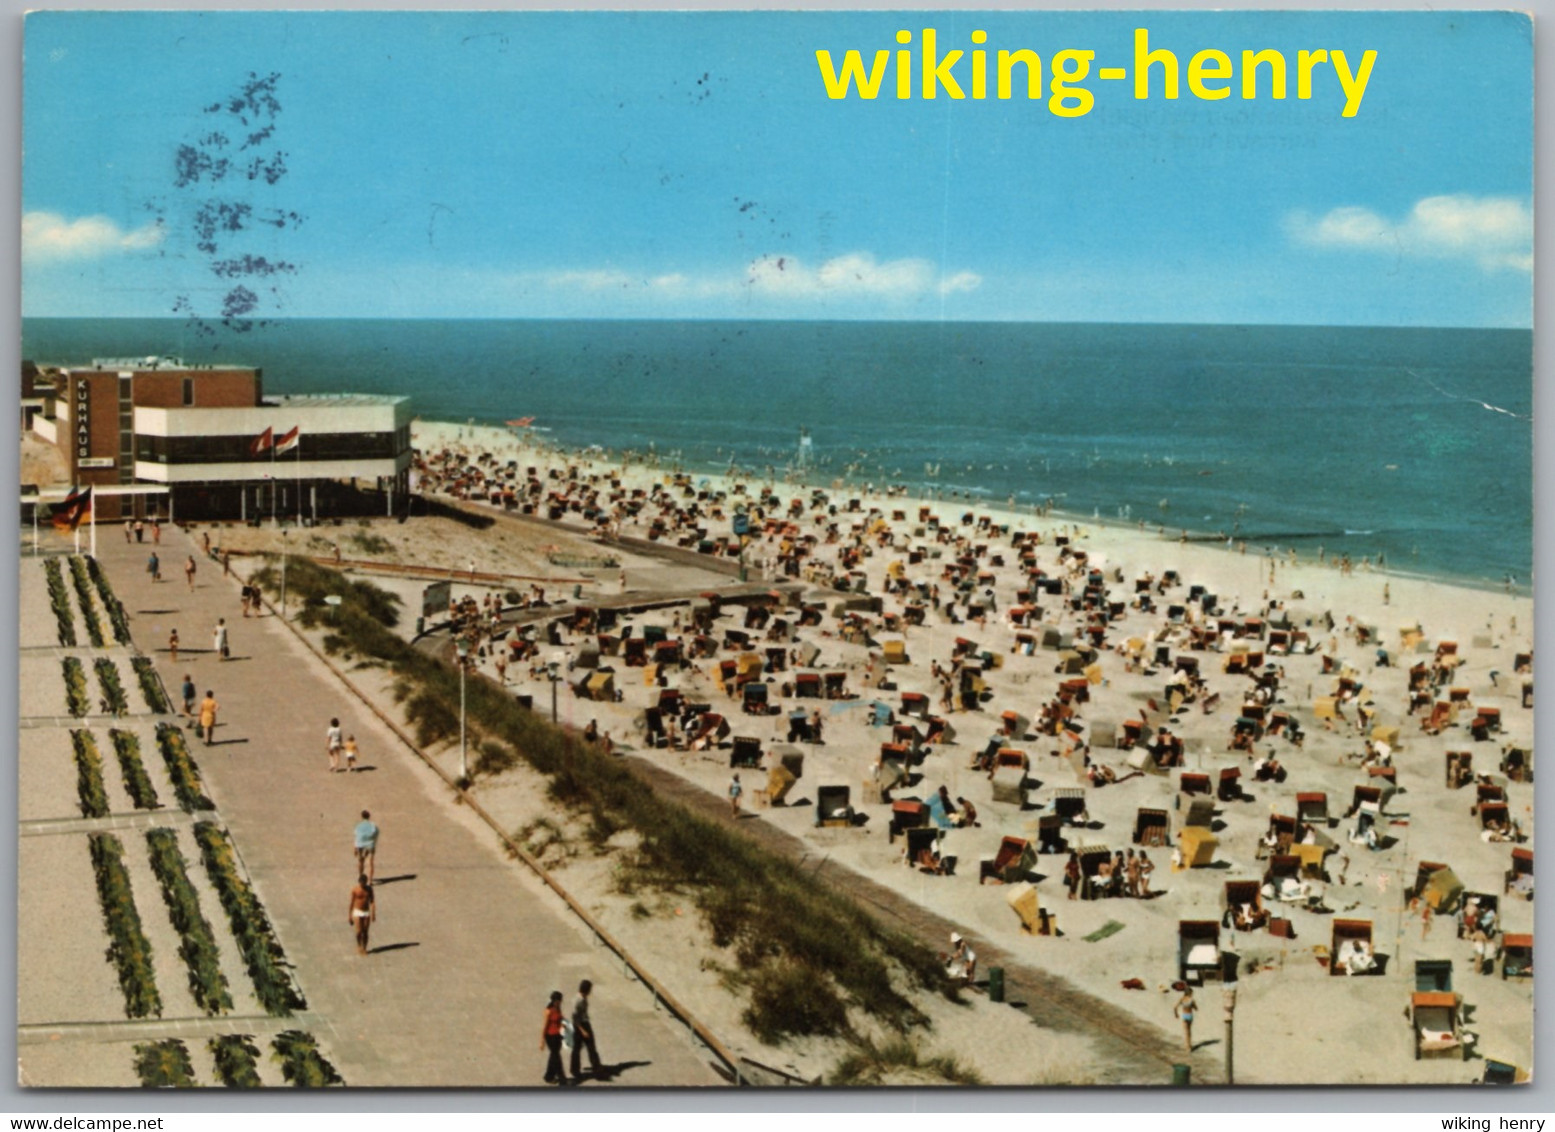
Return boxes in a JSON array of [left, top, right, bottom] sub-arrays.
[[93, 527, 722, 1088]]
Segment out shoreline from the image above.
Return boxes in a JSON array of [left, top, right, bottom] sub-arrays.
[[417, 413, 1532, 601]]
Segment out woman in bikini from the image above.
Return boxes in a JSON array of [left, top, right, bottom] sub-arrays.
[[1174, 988, 1197, 1053]]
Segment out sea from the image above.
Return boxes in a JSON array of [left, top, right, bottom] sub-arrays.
[[22, 318, 1533, 589]]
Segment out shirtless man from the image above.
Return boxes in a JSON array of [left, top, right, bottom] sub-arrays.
[[347, 875, 376, 955]]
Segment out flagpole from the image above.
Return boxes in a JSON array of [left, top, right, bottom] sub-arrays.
[[90, 503, 96, 559], [271, 444, 277, 526], [296, 432, 302, 525]]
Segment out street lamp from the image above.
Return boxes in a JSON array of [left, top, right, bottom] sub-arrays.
[[546, 657, 561, 724], [456, 636, 471, 783]]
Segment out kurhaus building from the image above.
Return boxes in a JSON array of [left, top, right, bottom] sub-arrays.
[[28, 357, 413, 522]]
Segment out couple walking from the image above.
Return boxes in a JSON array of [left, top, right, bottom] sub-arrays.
[[541, 980, 604, 1085]]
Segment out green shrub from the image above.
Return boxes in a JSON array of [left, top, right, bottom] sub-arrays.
[[828, 1034, 984, 1086], [193, 822, 305, 1015], [43, 559, 77, 646], [145, 827, 232, 1015], [88, 833, 162, 1019], [95, 658, 130, 715], [110, 730, 160, 810], [346, 530, 393, 556], [133, 1040, 197, 1088], [85, 556, 133, 644], [70, 730, 111, 819], [209, 1035, 263, 1088], [132, 658, 172, 714], [271, 1031, 344, 1087], [154, 724, 215, 812], [63, 657, 91, 717], [741, 959, 848, 1045], [69, 557, 106, 647]]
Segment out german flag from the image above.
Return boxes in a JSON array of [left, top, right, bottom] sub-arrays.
[[51, 486, 92, 531]]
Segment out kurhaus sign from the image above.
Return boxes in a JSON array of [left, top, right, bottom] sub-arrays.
[[74, 377, 91, 464]]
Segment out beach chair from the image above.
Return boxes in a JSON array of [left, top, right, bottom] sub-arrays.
[[1413, 862, 1464, 913], [1410, 992, 1464, 1061], [1051, 787, 1088, 826], [1296, 792, 1330, 826], [1264, 813, 1297, 857], [979, 836, 1036, 885], [924, 716, 954, 745], [1500, 934, 1533, 980], [1132, 807, 1170, 848], [1077, 845, 1113, 900], [1001, 710, 1030, 739], [1178, 827, 1219, 868], [1184, 799, 1216, 830], [990, 751, 1030, 807], [1444, 752, 1473, 789], [1217, 767, 1243, 803], [585, 672, 615, 702], [1180, 772, 1212, 797], [900, 691, 929, 719], [1035, 813, 1066, 854], [794, 672, 822, 700], [905, 827, 950, 874], [815, 785, 854, 829], [730, 735, 763, 770], [888, 799, 929, 842], [1178, 921, 1223, 985], [1222, 879, 1268, 931], [1480, 1059, 1530, 1085], [1504, 848, 1534, 898], [622, 637, 649, 667], [1330, 919, 1377, 977], [1500, 745, 1532, 783], [1005, 881, 1054, 936], [1414, 958, 1454, 994]]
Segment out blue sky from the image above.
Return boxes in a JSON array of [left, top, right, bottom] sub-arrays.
[[22, 10, 1533, 326]]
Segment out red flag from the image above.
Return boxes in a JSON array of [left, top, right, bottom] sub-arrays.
[[275, 425, 300, 455], [51, 486, 92, 531], [250, 426, 274, 457]]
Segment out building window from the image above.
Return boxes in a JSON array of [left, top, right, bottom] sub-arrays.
[[182, 378, 194, 406]]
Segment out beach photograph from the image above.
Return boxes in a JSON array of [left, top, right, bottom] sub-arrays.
[[14, 9, 1534, 1090]]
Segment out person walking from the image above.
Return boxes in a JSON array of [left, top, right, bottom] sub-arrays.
[[354, 811, 379, 882], [198, 690, 219, 745], [540, 991, 569, 1085], [728, 773, 743, 818], [1174, 987, 1197, 1053], [147, 552, 161, 582], [213, 618, 229, 661], [184, 555, 197, 591], [343, 734, 360, 772], [180, 674, 197, 716], [134, 520, 144, 543], [168, 629, 179, 665], [326, 718, 344, 772], [347, 874, 376, 956], [151, 520, 161, 545], [569, 979, 603, 1081]]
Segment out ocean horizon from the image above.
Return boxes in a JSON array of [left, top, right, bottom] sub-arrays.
[[22, 317, 1533, 588]]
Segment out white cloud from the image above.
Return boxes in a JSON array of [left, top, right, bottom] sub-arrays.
[[536, 252, 980, 305], [1286, 195, 1531, 272], [938, 270, 983, 295], [23, 211, 164, 262]]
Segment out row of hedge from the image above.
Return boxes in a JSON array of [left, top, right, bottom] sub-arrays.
[[88, 832, 162, 1019], [133, 657, 172, 714], [70, 730, 110, 819], [68, 557, 106, 647], [84, 555, 133, 645], [110, 729, 160, 810], [253, 557, 946, 1043], [145, 827, 232, 1016], [95, 658, 131, 716], [193, 822, 306, 1015], [43, 558, 77, 646], [136, 1033, 342, 1088], [63, 657, 91, 717], [156, 724, 216, 812]]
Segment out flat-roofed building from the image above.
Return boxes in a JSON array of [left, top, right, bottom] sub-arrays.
[[27, 357, 413, 521]]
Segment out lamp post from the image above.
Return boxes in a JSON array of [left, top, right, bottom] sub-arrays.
[[1222, 982, 1238, 1085], [546, 658, 561, 724], [279, 529, 288, 620], [456, 636, 471, 783]]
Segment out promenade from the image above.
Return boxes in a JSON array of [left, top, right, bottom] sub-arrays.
[[89, 525, 722, 1088]]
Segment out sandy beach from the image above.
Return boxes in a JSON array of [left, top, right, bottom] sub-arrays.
[[208, 416, 1533, 1086]]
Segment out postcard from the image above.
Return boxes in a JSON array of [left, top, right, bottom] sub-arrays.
[[18, 9, 1533, 1089]]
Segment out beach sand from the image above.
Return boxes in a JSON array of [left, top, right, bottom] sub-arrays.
[[223, 417, 1533, 1085]]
